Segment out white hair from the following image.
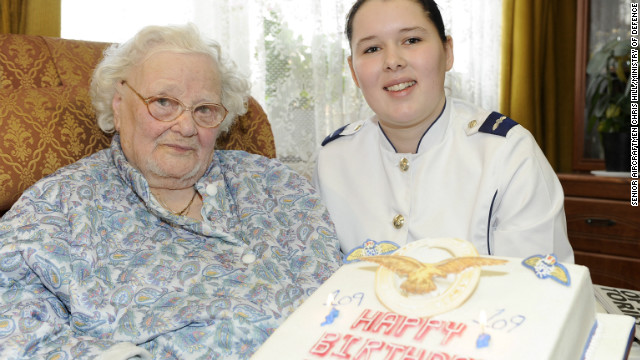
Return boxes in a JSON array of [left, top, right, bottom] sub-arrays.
[[90, 23, 250, 134]]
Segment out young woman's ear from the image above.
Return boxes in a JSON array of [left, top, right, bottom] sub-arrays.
[[348, 56, 361, 88], [444, 36, 454, 71]]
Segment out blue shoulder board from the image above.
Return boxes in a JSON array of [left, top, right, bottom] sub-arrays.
[[321, 124, 349, 146], [478, 111, 518, 137]]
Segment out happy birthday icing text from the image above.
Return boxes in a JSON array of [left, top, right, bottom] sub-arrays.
[[309, 309, 476, 359]]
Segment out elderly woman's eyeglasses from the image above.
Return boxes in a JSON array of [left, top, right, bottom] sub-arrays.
[[121, 80, 228, 128]]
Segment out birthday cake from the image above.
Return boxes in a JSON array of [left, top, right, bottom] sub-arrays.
[[253, 238, 635, 360]]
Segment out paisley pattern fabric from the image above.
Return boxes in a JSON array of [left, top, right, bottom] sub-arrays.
[[0, 33, 276, 216], [0, 135, 341, 359]]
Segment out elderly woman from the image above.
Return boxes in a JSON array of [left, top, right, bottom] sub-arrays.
[[0, 24, 341, 359]]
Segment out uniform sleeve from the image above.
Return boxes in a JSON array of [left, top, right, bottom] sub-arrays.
[[490, 129, 574, 263], [0, 191, 148, 359]]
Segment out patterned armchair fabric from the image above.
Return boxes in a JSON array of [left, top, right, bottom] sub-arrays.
[[215, 96, 276, 156], [0, 34, 275, 215]]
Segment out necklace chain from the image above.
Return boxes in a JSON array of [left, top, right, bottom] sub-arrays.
[[154, 190, 197, 216]]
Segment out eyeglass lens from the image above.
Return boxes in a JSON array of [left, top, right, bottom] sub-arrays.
[[148, 97, 225, 126]]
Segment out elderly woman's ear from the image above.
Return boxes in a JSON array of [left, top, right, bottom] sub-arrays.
[[112, 89, 123, 132]]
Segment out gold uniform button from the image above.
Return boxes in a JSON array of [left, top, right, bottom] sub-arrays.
[[468, 120, 477, 129], [393, 214, 405, 229], [354, 124, 362, 131], [399, 158, 409, 172]]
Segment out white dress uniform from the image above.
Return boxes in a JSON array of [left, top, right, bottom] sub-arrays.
[[313, 97, 573, 263]]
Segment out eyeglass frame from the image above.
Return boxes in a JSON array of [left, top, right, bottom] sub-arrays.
[[120, 80, 228, 128]]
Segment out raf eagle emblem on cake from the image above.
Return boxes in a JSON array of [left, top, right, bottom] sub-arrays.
[[359, 255, 507, 295], [359, 237, 507, 317]]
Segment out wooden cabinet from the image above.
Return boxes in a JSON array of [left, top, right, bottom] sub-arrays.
[[567, 1, 637, 290], [559, 173, 640, 290]]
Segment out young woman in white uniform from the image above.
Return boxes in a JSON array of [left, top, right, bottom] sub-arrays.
[[313, 0, 573, 263]]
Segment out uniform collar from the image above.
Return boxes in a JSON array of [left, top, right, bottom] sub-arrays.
[[416, 99, 449, 153], [376, 98, 451, 154]]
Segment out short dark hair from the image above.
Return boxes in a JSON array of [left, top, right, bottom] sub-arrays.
[[345, 0, 447, 49]]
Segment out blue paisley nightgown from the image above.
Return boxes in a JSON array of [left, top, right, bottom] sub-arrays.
[[0, 135, 342, 359]]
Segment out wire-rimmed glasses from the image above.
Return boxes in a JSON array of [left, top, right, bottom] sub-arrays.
[[121, 80, 228, 128]]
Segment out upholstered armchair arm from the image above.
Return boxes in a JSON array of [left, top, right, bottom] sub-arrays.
[[216, 96, 276, 158]]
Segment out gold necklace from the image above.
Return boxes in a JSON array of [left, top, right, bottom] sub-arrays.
[[154, 190, 197, 216]]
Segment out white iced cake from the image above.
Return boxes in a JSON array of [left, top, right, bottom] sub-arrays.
[[253, 238, 635, 360]]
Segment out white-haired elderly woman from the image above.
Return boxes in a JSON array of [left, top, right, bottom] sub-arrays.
[[0, 24, 341, 359]]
